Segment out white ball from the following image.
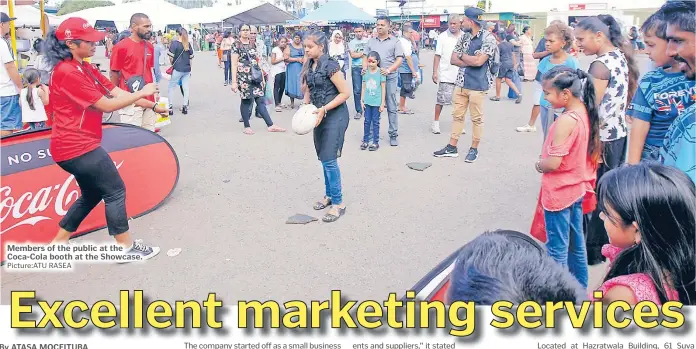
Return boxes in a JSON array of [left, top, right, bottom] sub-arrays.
[[292, 104, 319, 135]]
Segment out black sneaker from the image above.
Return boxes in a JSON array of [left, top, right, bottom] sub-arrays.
[[464, 148, 479, 163], [168, 108, 174, 116], [368, 143, 379, 151], [118, 241, 160, 264], [433, 144, 458, 157], [360, 142, 368, 150], [515, 94, 523, 104], [181, 105, 188, 115]]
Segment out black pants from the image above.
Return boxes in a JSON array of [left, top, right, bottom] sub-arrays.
[[584, 137, 628, 265], [57, 147, 129, 236], [241, 97, 273, 128], [274, 72, 286, 106]]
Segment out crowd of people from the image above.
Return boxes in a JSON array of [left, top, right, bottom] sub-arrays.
[[0, 0, 694, 305]]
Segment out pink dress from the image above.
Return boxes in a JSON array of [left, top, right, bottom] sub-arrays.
[[596, 244, 680, 304]]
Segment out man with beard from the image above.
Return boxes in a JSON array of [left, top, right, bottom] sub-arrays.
[[433, 7, 497, 162], [110, 13, 167, 131], [659, 0, 696, 183]]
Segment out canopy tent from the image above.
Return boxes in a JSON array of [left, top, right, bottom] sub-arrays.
[[61, 0, 189, 31], [181, 2, 296, 26], [0, 4, 62, 27], [290, 0, 376, 25]]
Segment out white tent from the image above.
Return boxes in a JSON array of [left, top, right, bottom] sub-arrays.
[[61, 0, 189, 31], [180, 2, 296, 26], [0, 4, 63, 27]]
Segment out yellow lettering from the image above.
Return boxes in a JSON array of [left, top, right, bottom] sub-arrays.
[[283, 301, 307, 328], [91, 300, 117, 328], [310, 300, 329, 328], [356, 301, 382, 329], [606, 301, 631, 329], [660, 301, 685, 329], [448, 301, 474, 336], [420, 300, 446, 328], [203, 293, 223, 329], [37, 301, 64, 328], [11, 291, 36, 328], [175, 301, 201, 328], [63, 301, 89, 328], [238, 300, 280, 328], [517, 301, 542, 328], [330, 290, 357, 328], [490, 301, 514, 328], [633, 301, 659, 329], [147, 300, 173, 329]]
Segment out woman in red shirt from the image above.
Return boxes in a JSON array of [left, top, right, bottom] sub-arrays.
[[46, 17, 161, 261]]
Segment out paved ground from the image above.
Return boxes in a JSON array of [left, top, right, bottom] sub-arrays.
[[1, 48, 651, 304]]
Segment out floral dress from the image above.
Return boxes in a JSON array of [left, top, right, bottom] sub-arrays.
[[233, 41, 264, 100]]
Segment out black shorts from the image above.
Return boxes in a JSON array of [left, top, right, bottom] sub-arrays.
[[400, 73, 414, 97]]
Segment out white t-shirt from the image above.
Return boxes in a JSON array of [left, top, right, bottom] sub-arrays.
[[0, 39, 19, 97], [435, 30, 463, 84], [20, 87, 48, 122], [429, 30, 438, 39], [398, 37, 413, 57], [270, 46, 286, 76]]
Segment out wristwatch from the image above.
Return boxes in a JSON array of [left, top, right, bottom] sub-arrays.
[[151, 104, 158, 112]]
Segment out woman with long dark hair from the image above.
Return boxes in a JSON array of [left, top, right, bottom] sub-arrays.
[[302, 30, 351, 222], [231, 23, 285, 135], [46, 17, 160, 260], [575, 15, 640, 265], [595, 163, 695, 305]]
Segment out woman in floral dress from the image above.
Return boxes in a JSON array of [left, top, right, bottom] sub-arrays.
[[231, 24, 286, 135]]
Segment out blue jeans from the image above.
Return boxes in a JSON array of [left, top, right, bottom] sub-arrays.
[[1, 95, 22, 131], [223, 52, 232, 83], [351, 68, 363, 114], [641, 143, 661, 162], [322, 159, 343, 205], [544, 198, 588, 288], [385, 73, 399, 138], [168, 70, 191, 108], [363, 105, 381, 144]]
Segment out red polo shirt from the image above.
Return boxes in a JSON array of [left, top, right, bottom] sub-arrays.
[[110, 37, 155, 102], [49, 60, 115, 163]]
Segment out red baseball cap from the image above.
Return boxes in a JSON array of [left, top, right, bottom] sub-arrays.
[[56, 17, 106, 42]]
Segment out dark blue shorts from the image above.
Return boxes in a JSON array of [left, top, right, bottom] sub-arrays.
[[1, 95, 23, 131]]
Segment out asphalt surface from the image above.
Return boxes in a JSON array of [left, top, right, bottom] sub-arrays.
[[1, 48, 651, 304]]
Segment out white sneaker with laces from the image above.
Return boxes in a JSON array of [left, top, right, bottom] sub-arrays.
[[431, 121, 441, 134], [516, 124, 537, 132]]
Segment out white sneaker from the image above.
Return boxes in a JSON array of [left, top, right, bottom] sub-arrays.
[[431, 121, 441, 134], [516, 124, 537, 132], [461, 128, 466, 134]]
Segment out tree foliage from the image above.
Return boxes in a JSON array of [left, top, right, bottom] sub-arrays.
[[57, 0, 114, 15]]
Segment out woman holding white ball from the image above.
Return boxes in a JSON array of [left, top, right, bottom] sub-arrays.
[[302, 30, 351, 223]]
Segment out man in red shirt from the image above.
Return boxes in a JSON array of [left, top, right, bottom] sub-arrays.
[[110, 13, 166, 131]]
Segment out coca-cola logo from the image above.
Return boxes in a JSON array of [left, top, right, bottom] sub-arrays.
[[0, 161, 123, 235]]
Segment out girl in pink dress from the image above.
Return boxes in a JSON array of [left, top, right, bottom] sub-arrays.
[[594, 163, 695, 304]]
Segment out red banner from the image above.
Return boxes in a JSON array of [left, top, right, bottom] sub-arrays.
[[569, 3, 586, 10], [0, 124, 180, 262], [422, 16, 441, 28]]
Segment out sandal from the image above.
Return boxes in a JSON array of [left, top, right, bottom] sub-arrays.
[[275, 106, 282, 112], [243, 128, 254, 135], [313, 197, 331, 210], [489, 97, 501, 101], [322, 206, 346, 223], [268, 126, 286, 132], [398, 109, 414, 115]]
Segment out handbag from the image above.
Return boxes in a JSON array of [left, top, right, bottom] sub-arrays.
[[243, 46, 263, 84], [126, 41, 149, 92], [166, 46, 185, 75]]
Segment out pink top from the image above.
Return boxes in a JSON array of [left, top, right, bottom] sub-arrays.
[[541, 110, 597, 211], [596, 244, 680, 305]]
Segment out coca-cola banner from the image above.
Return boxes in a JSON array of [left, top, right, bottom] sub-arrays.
[[0, 124, 180, 262]]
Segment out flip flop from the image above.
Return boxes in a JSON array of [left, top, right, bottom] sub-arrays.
[[313, 197, 331, 210], [322, 206, 346, 223], [398, 110, 414, 115], [268, 126, 286, 132], [243, 128, 254, 135]]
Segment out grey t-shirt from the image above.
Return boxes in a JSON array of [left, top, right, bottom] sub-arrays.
[[498, 41, 514, 70], [366, 35, 404, 72]]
